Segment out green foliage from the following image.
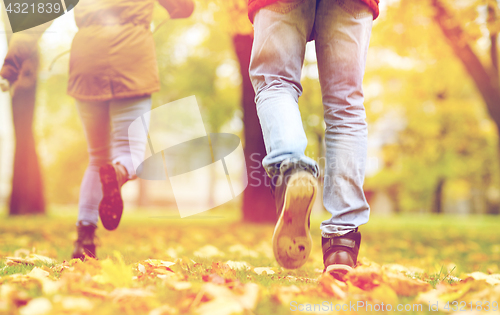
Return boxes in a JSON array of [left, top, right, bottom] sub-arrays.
[[29, 0, 500, 213], [35, 72, 87, 204], [360, 0, 500, 213], [152, 0, 242, 134]]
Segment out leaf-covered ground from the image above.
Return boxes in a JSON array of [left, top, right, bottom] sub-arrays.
[[1, 209, 500, 314]]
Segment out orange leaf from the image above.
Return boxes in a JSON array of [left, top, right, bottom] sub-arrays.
[[383, 271, 432, 296], [318, 273, 347, 299], [346, 266, 383, 290]]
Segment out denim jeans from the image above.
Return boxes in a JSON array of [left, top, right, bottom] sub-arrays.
[[76, 96, 151, 226], [249, 0, 373, 236]]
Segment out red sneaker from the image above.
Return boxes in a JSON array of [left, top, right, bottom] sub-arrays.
[[98, 163, 128, 231]]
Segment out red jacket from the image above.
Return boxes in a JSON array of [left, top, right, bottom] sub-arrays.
[[248, 0, 379, 22]]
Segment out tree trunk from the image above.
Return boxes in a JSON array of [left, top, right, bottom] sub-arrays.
[[136, 179, 148, 207], [232, 34, 275, 223], [488, 3, 498, 75], [208, 155, 217, 209], [9, 54, 45, 215], [432, 178, 445, 214], [432, 0, 500, 216], [387, 185, 401, 214], [2, 9, 45, 215]]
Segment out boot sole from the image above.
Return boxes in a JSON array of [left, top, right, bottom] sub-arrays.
[[325, 264, 353, 281], [98, 165, 123, 231], [72, 245, 96, 261], [272, 171, 317, 269]]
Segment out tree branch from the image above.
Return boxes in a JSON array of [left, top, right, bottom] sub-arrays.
[[488, 2, 498, 75], [432, 0, 500, 124]]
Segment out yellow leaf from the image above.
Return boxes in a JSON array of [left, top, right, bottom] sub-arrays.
[[235, 283, 260, 310], [145, 259, 176, 268], [93, 251, 133, 288], [383, 264, 425, 275], [196, 283, 259, 315], [170, 281, 192, 290], [383, 271, 432, 296], [253, 267, 275, 275], [370, 283, 399, 305], [418, 282, 473, 311], [225, 261, 250, 270], [196, 298, 243, 315], [466, 272, 500, 285], [19, 297, 52, 315], [439, 282, 472, 302], [5, 254, 55, 266], [27, 267, 49, 279], [149, 304, 178, 315], [109, 288, 154, 303], [272, 285, 301, 304], [80, 287, 109, 298], [154, 268, 174, 275], [318, 273, 347, 299], [59, 296, 94, 311], [138, 263, 146, 274], [346, 265, 383, 290]]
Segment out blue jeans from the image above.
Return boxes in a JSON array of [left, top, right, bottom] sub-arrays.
[[249, 0, 373, 236], [76, 96, 151, 226]]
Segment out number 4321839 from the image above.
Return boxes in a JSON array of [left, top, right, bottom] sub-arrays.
[[5, 2, 62, 14], [444, 301, 498, 312]]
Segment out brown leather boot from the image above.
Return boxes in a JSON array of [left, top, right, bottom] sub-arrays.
[[98, 163, 128, 231], [72, 223, 97, 260], [323, 229, 361, 280]]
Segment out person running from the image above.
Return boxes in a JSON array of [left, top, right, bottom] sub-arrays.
[[247, 0, 379, 277], [0, 0, 194, 260]]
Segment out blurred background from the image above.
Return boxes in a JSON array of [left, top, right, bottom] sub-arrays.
[[1, 0, 500, 220]]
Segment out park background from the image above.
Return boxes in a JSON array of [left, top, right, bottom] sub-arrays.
[[1, 0, 500, 314]]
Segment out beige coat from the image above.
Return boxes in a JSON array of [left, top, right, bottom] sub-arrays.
[[0, 0, 194, 101]]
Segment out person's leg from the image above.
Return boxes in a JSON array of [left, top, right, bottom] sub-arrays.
[[109, 96, 152, 179], [314, 0, 373, 275], [73, 99, 111, 259], [97, 96, 151, 231], [250, 0, 318, 269], [76, 100, 111, 226], [249, 0, 318, 177]]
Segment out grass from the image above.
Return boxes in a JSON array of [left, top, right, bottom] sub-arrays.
[[0, 207, 499, 314]]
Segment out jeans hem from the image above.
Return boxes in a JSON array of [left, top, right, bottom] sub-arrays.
[[321, 229, 357, 238], [265, 157, 319, 178]]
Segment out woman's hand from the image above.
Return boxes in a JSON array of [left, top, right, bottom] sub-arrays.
[[0, 76, 10, 92], [160, 0, 194, 19]]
